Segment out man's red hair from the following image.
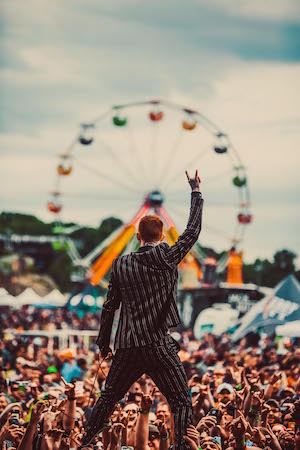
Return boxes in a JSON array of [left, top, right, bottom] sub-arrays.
[[138, 215, 163, 243]]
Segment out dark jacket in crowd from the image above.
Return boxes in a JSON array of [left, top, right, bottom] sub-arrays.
[[96, 192, 203, 351]]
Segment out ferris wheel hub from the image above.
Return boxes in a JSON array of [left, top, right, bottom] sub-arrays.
[[145, 190, 164, 207]]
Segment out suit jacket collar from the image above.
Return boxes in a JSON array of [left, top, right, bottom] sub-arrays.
[[136, 245, 155, 253]]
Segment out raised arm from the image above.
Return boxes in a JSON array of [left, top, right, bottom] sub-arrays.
[[95, 259, 121, 355], [135, 392, 154, 450], [162, 170, 203, 267]]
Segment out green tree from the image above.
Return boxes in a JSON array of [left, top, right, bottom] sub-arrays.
[[243, 249, 297, 287], [0, 212, 53, 235], [47, 250, 73, 292], [70, 217, 123, 257], [273, 249, 296, 272]]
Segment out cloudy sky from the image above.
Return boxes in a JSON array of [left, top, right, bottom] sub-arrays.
[[1, 0, 300, 265]]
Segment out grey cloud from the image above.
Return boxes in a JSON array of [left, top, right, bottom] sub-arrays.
[[1, 0, 299, 265]]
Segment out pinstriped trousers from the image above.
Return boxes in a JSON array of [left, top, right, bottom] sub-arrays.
[[84, 335, 193, 449]]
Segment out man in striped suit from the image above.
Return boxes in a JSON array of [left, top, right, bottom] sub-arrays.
[[83, 170, 203, 448]]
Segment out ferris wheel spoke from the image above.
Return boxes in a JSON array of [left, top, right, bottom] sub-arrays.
[[63, 191, 138, 203], [150, 121, 161, 185], [66, 135, 80, 154], [165, 205, 188, 229], [166, 195, 238, 209], [202, 201, 238, 208], [227, 138, 243, 167], [204, 167, 233, 184], [161, 144, 211, 191], [126, 125, 148, 184], [72, 156, 137, 193], [167, 204, 235, 244], [234, 222, 247, 244], [156, 131, 184, 188], [91, 108, 113, 125], [54, 174, 62, 192], [95, 136, 146, 188], [202, 224, 236, 242]]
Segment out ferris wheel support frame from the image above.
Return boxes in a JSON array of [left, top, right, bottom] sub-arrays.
[[89, 204, 150, 286]]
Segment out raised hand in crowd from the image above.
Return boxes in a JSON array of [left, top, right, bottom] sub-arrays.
[[0, 305, 299, 450], [0, 423, 24, 449], [108, 423, 125, 450], [135, 390, 155, 450], [17, 401, 46, 450], [183, 425, 200, 450], [61, 376, 76, 432]]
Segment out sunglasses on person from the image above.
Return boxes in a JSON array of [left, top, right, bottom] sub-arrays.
[[124, 408, 138, 415], [11, 386, 26, 392]]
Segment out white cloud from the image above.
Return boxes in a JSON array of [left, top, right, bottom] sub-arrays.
[[204, 0, 300, 22], [1, 0, 299, 268]]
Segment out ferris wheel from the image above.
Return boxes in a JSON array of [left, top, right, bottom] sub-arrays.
[[47, 99, 252, 287]]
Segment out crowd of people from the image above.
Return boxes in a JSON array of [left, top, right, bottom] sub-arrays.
[[0, 307, 299, 450]]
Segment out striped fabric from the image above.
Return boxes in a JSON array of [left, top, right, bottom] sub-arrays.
[[84, 335, 193, 449], [95, 191, 203, 351], [85, 192, 203, 448]]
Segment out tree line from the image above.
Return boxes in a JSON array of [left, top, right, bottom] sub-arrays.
[[0, 212, 299, 292]]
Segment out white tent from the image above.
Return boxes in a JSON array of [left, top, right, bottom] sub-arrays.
[[0, 288, 15, 306], [42, 289, 67, 307], [232, 275, 300, 342], [193, 303, 239, 338], [276, 320, 300, 338], [16, 288, 42, 306]]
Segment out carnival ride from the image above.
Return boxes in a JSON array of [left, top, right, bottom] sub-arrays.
[[47, 99, 252, 288]]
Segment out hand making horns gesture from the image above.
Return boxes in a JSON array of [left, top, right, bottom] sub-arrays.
[[185, 169, 201, 192]]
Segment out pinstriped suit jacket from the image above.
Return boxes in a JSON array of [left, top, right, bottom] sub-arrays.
[[96, 192, 203, 351]]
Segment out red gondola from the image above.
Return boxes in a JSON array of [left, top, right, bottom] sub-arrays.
[[48, 203, 62, 213], [47, 192, 62, 214], [237, 213, 253, 224], [149, 111, 164, 122]]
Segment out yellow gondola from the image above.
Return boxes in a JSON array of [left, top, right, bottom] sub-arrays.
[[57, 164, 72, 176], [182, 120, 196, 131]]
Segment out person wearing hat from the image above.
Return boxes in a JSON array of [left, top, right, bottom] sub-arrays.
[[60, 350, 82, 383], [42, 365, 61, 388], [280, 386, 296, 400], [148, 424, 161, 449], [265, 399, 282, 426], [215, 382, 234, 406]]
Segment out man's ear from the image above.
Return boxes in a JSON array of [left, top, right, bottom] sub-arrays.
[[137, 232, 141, 242], [160, 233, 165, 242]]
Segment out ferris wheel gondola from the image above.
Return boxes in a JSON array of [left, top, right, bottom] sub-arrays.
[[47, 191, 62, 214]]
